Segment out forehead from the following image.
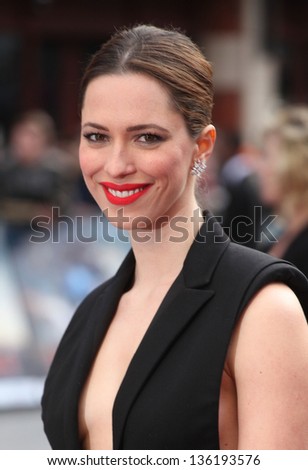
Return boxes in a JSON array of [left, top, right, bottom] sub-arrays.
[[82, 73, 178, 121]]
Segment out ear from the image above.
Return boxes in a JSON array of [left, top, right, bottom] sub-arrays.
[[195, 124, 216, 159]]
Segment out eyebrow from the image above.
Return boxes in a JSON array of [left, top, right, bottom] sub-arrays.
[[126, 124, 169, 133], [82, 122, 169, 133], [82, 122, 108, 131]]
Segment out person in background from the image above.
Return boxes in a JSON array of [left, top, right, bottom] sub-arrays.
[[218, 136, 262, 248], [42, 25, 308, 450], [256, 105, 308, 278], [0, 109, 75, 249]]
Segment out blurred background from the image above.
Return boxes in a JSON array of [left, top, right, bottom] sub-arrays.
[[0, 0, 307, 449]]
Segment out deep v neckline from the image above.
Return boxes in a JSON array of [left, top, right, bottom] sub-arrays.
[[76, 214, 229, 449], [78, 266, 184, 449]]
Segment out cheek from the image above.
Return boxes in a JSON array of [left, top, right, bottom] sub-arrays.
[[146, 146, 192, 180], [145, 159, 185, 191], [78, 151, 103, 200], [79, 146, 98, 179]]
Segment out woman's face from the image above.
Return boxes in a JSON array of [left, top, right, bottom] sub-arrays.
[[80, 73, 210, 231]]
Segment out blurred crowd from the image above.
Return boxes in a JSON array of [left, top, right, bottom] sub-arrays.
[[0, 110, 79, 248], [0, 110, 129, 409], [0, 103, 308, 409], [210, 104, 308, 279]]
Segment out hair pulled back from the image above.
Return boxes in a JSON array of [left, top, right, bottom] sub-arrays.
[[79, 25, 213, 138]]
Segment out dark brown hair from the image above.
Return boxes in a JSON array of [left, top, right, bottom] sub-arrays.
[[79, 25, 214, 138]]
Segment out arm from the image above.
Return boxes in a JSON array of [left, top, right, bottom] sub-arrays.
[[228, 282, 308, 449]]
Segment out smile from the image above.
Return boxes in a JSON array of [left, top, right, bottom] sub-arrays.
[[108, 187, 144, 198], [100, 182, 152, 205]]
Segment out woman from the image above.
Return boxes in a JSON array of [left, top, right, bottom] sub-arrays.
[[42, 25, 308, 450], [257, 105, 308, 278]]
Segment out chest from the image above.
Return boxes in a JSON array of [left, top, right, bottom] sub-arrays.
[[78, 295, 238, 450], [78, 286, 173, 449]]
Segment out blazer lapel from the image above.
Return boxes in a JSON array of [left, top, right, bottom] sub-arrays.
[[113, 214, 230, 449], [91, 251, 136, 353], [64, 250, 136, 448]]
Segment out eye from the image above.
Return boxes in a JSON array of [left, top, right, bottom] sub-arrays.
[[137, 133, 163, 144], [83, 132, 109, 143]]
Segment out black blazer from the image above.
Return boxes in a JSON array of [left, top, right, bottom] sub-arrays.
[[42, 215, 308, 450]]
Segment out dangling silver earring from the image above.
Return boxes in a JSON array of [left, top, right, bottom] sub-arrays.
[[191, 159, 207, 177]]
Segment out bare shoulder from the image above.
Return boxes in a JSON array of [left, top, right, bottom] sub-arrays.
[[226, 283, 308, 449], [243, 281, 306, 326], [227, 282, 308, 379]]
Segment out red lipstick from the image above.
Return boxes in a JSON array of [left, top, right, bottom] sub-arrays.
[[100, 182, 151, 205]]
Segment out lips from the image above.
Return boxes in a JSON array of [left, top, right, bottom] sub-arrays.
[[100, 182, 152, 205]]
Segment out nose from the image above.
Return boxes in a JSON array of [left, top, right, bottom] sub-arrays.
[[104, 143, 136, 179]]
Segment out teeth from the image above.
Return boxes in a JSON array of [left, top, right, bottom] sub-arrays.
[[108, 187, 144, 198]]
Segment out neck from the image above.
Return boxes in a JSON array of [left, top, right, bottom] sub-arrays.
[[129, 206, 204, 288]]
